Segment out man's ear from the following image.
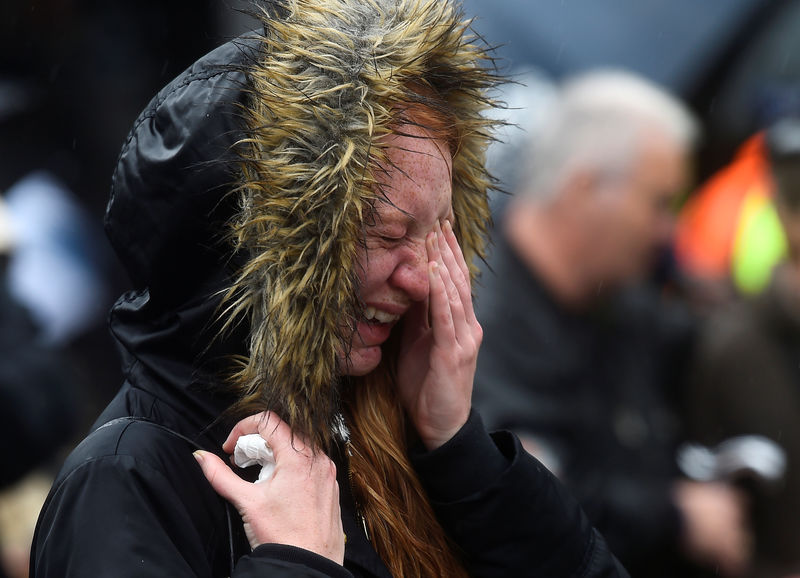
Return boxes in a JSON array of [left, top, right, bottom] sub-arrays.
[[559, 167, 599, 210]]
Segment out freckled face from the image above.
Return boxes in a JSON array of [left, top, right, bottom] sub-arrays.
[[341, 124, 454, 376]]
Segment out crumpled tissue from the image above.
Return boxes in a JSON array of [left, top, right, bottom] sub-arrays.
[[233, 434, 275, 483]]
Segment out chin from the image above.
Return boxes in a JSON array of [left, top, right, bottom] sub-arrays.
[[340, 346, 383, 376]]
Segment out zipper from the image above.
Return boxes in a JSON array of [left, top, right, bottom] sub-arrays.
[[346, 438, 371, 542], [336, 413, 371, 543]]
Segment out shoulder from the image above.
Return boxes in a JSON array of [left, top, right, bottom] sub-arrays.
[[64, 417, 204, 472], [33, 419, 236, 576], [44, 417, 234, 525], [45, 417, 225, 524]]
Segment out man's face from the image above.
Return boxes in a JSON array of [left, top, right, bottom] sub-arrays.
[[341, 124, 454, 376], [585, 132, 688, 287]]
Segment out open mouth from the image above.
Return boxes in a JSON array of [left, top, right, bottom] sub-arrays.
[[363, 306, 401, 324]]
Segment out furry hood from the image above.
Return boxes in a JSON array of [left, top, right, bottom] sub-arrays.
[[106, 0, 499, 448]]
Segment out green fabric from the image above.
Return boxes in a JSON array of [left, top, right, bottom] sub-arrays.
[[733, 200, 787, 294]]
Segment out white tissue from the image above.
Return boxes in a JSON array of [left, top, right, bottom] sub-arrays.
[[233, 434, 275, 483]]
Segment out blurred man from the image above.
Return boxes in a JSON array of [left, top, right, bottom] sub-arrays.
[[474, 70, 751, 577], [686, 116, 800, 578]]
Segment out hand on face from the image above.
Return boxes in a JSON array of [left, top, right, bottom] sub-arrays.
[[396, 219, 482, 450], [193, 412, 345, 565]]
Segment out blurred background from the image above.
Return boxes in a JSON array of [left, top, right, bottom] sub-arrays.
[[463, 0, 800, 182], [466, 2, 800, 576], [0, 2, 256, 576], [1, 0, 799, 577]]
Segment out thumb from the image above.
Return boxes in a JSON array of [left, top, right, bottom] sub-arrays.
[[193, 450, 249, 507]]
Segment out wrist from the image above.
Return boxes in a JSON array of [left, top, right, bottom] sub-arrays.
[[411, 410, 512, 502], [418, 414, 469, 451]]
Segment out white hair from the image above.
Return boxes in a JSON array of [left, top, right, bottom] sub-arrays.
[[485, 69, 559, 193], [520, 69, 699, 202]]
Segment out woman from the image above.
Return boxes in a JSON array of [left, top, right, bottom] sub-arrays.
[[31, 0, 629, 576]]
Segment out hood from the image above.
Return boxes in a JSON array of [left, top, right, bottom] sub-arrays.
[[105, 0, 499, 448], [105, 38, 257, 426]]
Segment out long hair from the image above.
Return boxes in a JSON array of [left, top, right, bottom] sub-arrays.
[[221, 0, 500, 572], [344, 362, 469, 577], [224, 0, 498, 453], [342, 101, 469, 577]]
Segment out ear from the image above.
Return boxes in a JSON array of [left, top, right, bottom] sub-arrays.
[[559, 166, 601, 210]]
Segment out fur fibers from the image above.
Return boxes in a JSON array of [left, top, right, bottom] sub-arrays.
[[225, 0, 500, 451]]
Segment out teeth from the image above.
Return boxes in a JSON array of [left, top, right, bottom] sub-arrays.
[[364, 307, 400, 323]]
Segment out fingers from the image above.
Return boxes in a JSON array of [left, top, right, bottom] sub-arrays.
[[222, 411, 304, 455], [426, 231, 456, 346], [441, 220, 479, 327], [440, 221, 472, 300], [436, 220, 475, 332], [193, 450, 250, 509], [426, 220, 478, 346], [202, 413, 344, 560], [427, 260, 453, 346]]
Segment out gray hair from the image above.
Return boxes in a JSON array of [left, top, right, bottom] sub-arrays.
[[519, 69, 699, 202]]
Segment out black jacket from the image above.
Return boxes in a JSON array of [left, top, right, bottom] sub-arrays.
[[473, 224, 695, 576], [30, 29, 629, 578]]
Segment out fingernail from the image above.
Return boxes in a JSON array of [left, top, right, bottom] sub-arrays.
[[193, 450, 204, 464], [444, 220, 453, 233]]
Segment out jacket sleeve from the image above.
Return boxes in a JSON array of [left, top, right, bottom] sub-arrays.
[[235, 545, 353, 578], [410, 411, 631, 578], [31, 427, 353, 577]]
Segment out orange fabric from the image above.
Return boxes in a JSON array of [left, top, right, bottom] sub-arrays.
[[675, 133, 771, 279]]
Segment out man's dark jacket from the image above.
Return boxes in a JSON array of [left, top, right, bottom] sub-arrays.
[[473, 219, 695, 576], [30, 34, 629, 578]]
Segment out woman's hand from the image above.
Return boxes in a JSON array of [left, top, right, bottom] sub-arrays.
[[193, 412, 345, 565], [396, 219, 482, 450]]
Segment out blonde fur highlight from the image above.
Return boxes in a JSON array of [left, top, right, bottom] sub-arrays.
[[220, 0, 500, 572]]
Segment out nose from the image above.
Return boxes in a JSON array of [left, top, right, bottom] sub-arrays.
[[389, 241, 430, 302]]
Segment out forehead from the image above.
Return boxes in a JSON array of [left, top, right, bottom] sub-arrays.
[[616, 133, 686, 200], [373, 125, 453, 219], [641, 136, 686, 190]]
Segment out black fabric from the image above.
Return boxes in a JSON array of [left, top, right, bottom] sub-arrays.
[[242, 545, 353, 577], [31, 414, 354, 578], [411, 412, 629, 578], [104, 37, 256, 314], [474, 226, 693, 577], [0, 279, 80, 488], [31, 35, 630, 578]]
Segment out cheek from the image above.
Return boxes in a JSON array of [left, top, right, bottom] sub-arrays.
[[641, 203, 674, 246], [618, 196, 653, 245], [356, 249, 395, 294]]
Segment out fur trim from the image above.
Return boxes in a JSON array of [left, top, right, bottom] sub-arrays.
[[225, 0, 500, 449]]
